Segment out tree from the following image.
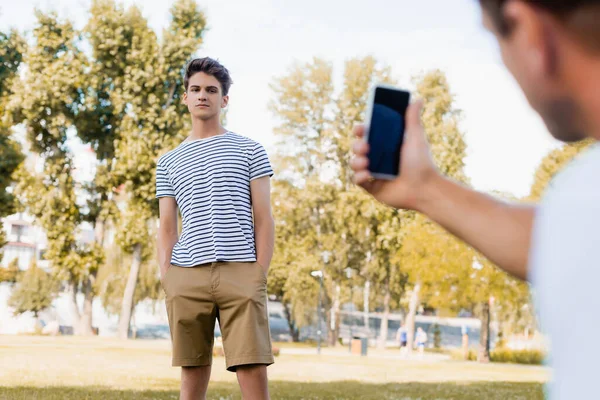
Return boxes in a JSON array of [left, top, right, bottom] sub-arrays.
[[97, 240, 162, 318], [400, 70, 469, 353], [329, 57, 404, 349], [270, 56, 402, 346], [110, 0, 207, 339], [0, 29, 26, 260], [11, 10, 104, 335], [269, 57, 339, 343], [403, 191, 531, 362], [0, 258, 21, 284], [8, 260, 58, 318]]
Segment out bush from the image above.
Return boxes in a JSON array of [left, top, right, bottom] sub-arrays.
[[8, 261, 58, 317], [490, 348, 545, 365], [0, 258, 21, 284], [451, 348, 545, 365]]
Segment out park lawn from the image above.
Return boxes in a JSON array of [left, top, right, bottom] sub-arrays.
[[0, 336, 547, 399]]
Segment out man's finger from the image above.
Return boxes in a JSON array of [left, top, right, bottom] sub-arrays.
[[354, 170, 374, 187], [353, 124, 366, 139], [352, 140, 369, 156], [350, 156, 369, 172]]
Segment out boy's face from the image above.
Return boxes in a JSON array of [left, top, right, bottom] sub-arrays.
[[183, 72, 229, 121]]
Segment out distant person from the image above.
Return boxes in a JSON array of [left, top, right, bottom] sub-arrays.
[[415, 327, 427, 354], [351, 1, 600, 399], [156, 57, 275, 400], [396, 324, 408, 352]]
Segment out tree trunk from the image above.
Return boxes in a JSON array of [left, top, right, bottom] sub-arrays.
[[94, 219, 105, 246], [377, 279, 391, 350], [405, 280, 421, 355], [363, 280, 370, 338], [328, 283, 341, 346], [478, 299, 491, 363], [282, 301, 300, 342], [79, 278, 95, 336], [118, 243, 143, 339], [69, 280, 81, 333], [69, 279, 94, 336]]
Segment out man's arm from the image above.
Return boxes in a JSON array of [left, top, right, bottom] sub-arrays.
[[157, 197, 178, 280], [251, 176, 275, 271], [418, 175, 535, 281]]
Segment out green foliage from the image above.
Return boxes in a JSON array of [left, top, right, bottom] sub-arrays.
[[97, 243, 162, 316], [8, 1, 206, 334], [0, 29, 26, 260], [490, 348, 546, 365], [269, 56, 398, 333], [458, 345, 545, 366], [529, 139, 594, 200], [0, 258, 21, 284], [415, 70, 468, 184], [8, 260, 58, 317], [10, 11, 100, 290]]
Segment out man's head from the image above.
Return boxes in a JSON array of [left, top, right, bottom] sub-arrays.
[[183, 57, 233, 121], [479, 0, 600, 142]]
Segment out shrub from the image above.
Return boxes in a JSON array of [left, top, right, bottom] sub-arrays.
[[451, 348, 545, 365], [490, 348, 545, 365], [8, 261, 57, 317], [0, 258, 21, 284]]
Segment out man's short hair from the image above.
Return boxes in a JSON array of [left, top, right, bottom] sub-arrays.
[[184, 57, 233, 95], [479, 0, 600, 52]]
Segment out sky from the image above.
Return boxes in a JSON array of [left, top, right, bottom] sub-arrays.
[[0, 0, 561, 197]]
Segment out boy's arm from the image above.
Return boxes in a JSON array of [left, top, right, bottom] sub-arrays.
[[251, 176, 275, 272], [157, 197, 178, 279]]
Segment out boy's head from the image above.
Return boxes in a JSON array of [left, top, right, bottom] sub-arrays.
[[479, 0, 600, 142], [183, 57, 233, 121]]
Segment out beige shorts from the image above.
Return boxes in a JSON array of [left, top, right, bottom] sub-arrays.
[[162, 261, 274, 371]]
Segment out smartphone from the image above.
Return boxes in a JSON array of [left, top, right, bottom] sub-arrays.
[[363, 84, 411, 179]]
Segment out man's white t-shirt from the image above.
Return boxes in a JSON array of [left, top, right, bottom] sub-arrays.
[[530, 143, 600, 399]]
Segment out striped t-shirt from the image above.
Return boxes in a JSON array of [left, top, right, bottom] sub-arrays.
[[155, 131, 273, 267]]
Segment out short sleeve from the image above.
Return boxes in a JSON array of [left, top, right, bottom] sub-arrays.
[[249, 142, 274, 181], [156, 162, 175, 198]]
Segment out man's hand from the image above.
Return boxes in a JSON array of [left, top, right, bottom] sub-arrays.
[[350, 101, 440, 211]]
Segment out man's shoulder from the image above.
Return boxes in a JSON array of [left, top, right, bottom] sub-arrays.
[[539, 143, 600, 221], [550, 143, 600, 195]]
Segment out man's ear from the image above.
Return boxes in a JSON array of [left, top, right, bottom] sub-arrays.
[[222, 95, 229, 109]]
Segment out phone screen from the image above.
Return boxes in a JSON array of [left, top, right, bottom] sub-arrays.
[[366, 87, 410, 178]]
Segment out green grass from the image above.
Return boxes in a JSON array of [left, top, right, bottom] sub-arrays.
[[0, 382, 544, 400], [0, 335, 548, 399]]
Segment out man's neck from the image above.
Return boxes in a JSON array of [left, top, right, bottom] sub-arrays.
[[188, 117, 227, 141], [572, 57, 600, 140]]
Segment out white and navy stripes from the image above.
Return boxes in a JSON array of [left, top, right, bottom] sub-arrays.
[[156, 132, 273, 267]]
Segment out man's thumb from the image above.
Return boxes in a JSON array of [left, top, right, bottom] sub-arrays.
[[405, 100, 424, 132]]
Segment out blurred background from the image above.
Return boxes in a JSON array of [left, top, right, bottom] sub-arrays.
[[1, 0, 588, 399]]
